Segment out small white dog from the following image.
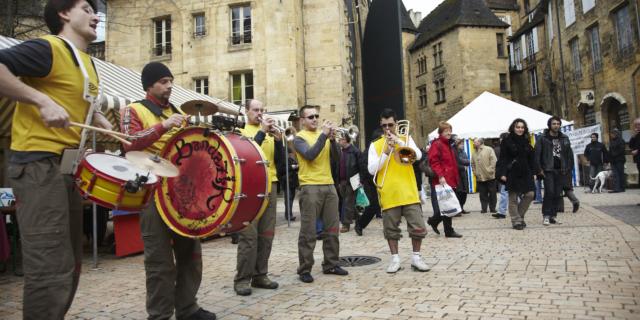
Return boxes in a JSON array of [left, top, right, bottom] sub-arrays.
[[591, 170, 612, 193]]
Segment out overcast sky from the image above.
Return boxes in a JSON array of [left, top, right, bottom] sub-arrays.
[[402, 0, 445, 17]]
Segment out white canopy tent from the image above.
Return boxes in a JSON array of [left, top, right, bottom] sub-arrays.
[[428, 91, 573, 140]]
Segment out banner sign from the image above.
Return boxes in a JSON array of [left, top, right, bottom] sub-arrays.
[[565, 124, 601, 155]]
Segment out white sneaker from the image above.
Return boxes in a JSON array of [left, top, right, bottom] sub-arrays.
[[386, 256, 401, 273], [411, 255, 431, 272], [543, 217, 550, 226]]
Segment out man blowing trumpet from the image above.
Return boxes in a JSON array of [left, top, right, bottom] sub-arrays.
[[367, 109, 430, 273]]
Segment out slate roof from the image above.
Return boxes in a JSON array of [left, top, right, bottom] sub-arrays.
[[401, 2, 418, 33], [409, 0, 509, 51]]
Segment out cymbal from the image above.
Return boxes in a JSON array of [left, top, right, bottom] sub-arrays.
[[180, 100, 218, 116], [125, 151, 179, 178]]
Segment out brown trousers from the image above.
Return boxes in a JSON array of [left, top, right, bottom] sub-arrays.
[[297, 185, 340, 274], [235, 182, 277, 283], [140, 202, 202, 320], [8, 158, 83, 320]]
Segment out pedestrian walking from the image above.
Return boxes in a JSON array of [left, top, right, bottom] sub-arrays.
[[427, 122, 463, 238], [472, 138, 498, 213], [534, 116, 574, 225], [494, 133, 509, 218], [496, 119, 536, 230], [454, 138, 470, 214]]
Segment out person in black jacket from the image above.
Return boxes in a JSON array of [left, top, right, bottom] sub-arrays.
[[608, 128, 626, 193], [353, 129, 383, 236], [630, 118, 640, 190], [337, 134, 361, 232], [584, 133, 609, 188], [277, 141, 299, 221], [497, 119, 537, 230], [534, 116, 574, 225], [453, 138, 470, 214]]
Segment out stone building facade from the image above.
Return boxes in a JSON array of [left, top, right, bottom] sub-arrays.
[[404, 0, 515, 146], [509, 0, 639, 145], [105, 0, 368, 126]]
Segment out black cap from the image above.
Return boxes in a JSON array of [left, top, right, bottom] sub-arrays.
[[141, 62, 173, 91]]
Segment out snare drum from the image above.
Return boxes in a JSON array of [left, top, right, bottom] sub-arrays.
[[155, 127, 270, 238], [75, 153, 158, 211]]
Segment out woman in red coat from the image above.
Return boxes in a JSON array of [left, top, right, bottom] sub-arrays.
[[427, 122, 463, 238]]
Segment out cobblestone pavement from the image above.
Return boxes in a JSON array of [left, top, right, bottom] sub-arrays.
[[1, 190, 640, 319]]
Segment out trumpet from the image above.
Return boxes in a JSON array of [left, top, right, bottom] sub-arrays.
[[333, 125, 359, 141], [257, 116, 296, 142], [372, 120, 416, 189]]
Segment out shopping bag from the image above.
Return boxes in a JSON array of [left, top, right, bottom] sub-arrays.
[[355, 187, 370, 212], [435, 184, 461, 217]]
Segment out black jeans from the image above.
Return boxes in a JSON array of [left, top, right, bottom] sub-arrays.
[[429, 183, 455, 235], [357, 183, 380, 230], [476, 179, 497, 212], [612, 161, 626, 192], [542, 170, 565, 217], [455, 191, 467, 210], [284, 186, 296, 219]]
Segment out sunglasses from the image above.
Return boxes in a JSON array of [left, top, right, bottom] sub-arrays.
[[305, 114, 320, 120], [380, 123, 395, 128]]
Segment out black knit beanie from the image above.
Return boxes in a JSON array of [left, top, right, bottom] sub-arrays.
[[141, 62, 173, 91]]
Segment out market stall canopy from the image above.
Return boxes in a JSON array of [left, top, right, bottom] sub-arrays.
[[428, 91, 573, 140]]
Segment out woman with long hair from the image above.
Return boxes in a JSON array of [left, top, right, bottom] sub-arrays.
[[496, 118, 537, 230]]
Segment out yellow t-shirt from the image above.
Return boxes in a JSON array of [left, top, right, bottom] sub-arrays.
[[127, 101, 180, 154], [240, 124, 278, 183], [11, 35, 99, 154], [372, 137, 420, 210], [295, 130, 334, 185]]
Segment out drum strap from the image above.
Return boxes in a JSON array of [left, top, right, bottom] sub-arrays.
[[136, 99, 181, 119]]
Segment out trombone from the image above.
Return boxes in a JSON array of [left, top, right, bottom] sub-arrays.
[[372, 120, 417, 189]]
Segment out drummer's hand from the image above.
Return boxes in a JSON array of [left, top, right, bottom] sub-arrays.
[[92, 112, 113, 130], [162, 114, 187, 129], [37, 97, 70, 128]]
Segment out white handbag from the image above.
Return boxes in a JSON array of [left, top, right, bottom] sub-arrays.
[[435, 184, 462, 217]]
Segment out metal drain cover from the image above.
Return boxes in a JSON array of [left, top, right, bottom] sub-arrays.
[[338, 255, 381, 267]]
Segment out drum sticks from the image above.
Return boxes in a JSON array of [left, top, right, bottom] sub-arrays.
[[69, 121, 133, 146]]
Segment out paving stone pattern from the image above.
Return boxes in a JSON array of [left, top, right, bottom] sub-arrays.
[[1, 190, 640, 319]]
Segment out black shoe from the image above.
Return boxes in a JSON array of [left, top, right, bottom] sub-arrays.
[[427, 217, 440, 235], [572, 202, 580, 213], [230, 233, 239, 244], [480, 210, 487, 213], [461, 210, 470, 214], [299, 272, 314, 283], [323, 266, 349, 276], [609, 190, 621, 193], [180, 308, 216, 320], [492, 213, 506, 219], [522, 221, 527, 228], [445, 231, 462, 238], [513, 224, 524, 230], [354, 224, 363, 236], [285, 216, 297, 221], [549, 217, 557, 224]]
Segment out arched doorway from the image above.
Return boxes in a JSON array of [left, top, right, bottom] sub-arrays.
[[601, 93, 631, 141]]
